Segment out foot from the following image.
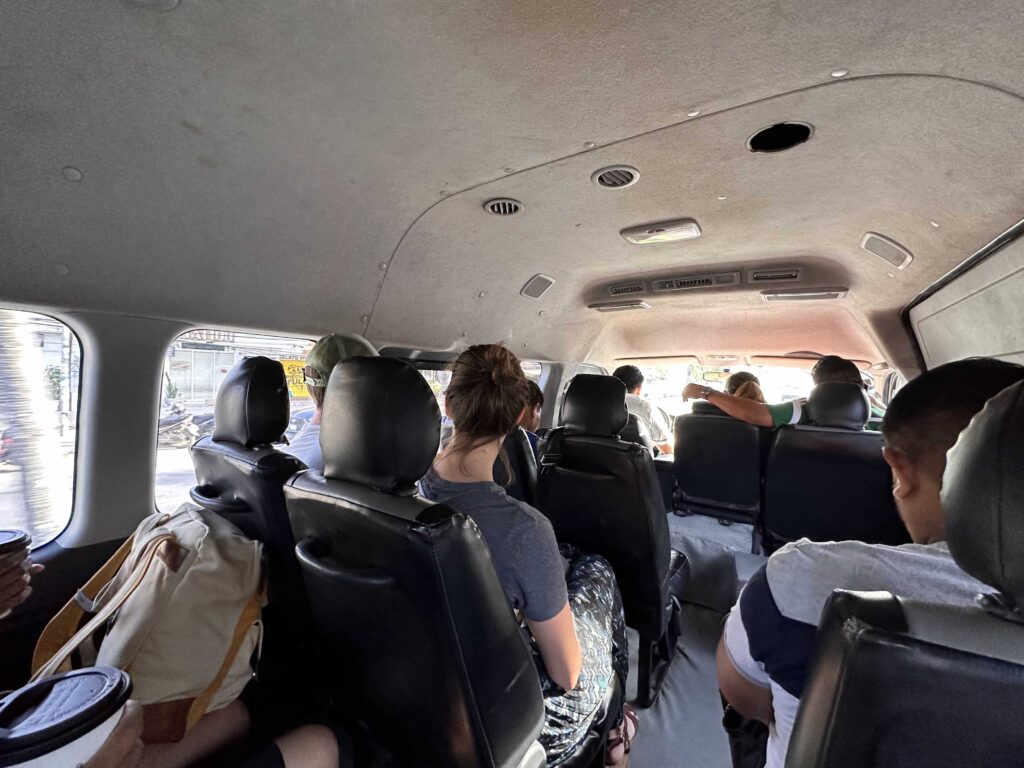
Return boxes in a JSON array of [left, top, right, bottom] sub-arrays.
[[605, 705, 639, 766]]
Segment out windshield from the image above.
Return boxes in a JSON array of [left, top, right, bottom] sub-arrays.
[[635, 364, 817, 419]]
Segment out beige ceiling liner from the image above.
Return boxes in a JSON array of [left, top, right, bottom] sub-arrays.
[[2, 0, 1023, 372]]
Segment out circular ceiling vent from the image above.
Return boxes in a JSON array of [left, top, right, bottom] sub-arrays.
[[592, 165, 640, 189], [747, 122, 814, 153], [484, 198, 524, 216]]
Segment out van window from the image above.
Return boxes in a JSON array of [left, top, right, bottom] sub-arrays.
[[0, 310, 81, 547], [155, 330, 313, 511]]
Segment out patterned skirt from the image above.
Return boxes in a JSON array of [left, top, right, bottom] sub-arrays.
[[536, 546, 628, 766]]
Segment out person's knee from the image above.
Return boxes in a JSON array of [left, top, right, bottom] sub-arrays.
[[275, 724, 340, 768]]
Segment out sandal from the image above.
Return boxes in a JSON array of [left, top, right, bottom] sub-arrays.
[[605, 704, 639, 766]]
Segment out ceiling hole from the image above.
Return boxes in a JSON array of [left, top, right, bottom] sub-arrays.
[[747, 122, 813, 153], [592, 166, 639, 189], [484, 198, 524, 216]]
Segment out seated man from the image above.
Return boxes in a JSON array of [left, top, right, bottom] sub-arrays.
[[682, 355, 864, 428], [611, 364, 673, 454], [518, 380, 544, 457], [279, 334, 377, 470], [716, 357, 1024, 768]]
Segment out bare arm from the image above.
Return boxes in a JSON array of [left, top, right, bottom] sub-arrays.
[[682, 384, 773, 428], [716, 635, 774, 725], [528, 602, 582, 691]]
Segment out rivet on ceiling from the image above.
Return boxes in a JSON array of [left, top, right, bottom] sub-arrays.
[[538, 310, 545, 317], [62, 166, 83, 181], [360, 315, 370, 324], [930, 220, 941, 228], [583, 142, 596, 149], [478, 291, 487, 298], [830, 69, 849, 78], [686, 108, 701, 117], [379, 262, 388, 271], [717, 194, 728, 201]]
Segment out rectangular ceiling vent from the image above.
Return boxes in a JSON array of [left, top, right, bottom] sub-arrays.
[[608, 282, 648, 297], [587, 299, 652, 313], [652, 272, 740, 292], [761, 287, 848, 302], [749, 267, 802, 283]]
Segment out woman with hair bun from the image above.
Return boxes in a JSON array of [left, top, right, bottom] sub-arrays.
[[419, 344, 636, 766]]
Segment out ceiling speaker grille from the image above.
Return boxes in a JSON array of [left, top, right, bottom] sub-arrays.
[[484, 198, 523, 216], [521, 274, 555, 299], [592, 166, 639, 189]]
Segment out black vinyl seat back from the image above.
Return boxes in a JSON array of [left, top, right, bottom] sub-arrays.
[[188, 356, 312, 722], [492, 427, 538, 506], [787, 590, 1024, 768], [537, 374, 673, 637], [618, 413, 654, 454], [787, 380, 1024, 768], [673, 405, 769, 521], [286, 357, 544, 767], [761, 383, 908, 552]]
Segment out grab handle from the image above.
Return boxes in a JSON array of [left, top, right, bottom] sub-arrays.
[[294, 538, 395, 588], [189, 485, 250, 516]]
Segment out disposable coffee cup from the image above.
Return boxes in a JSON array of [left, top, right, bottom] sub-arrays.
[[0, 531, 29, 557], [0, 667, 132, 767]]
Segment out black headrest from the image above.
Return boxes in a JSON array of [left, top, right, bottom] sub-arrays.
[[320, 356, 440, 495], [943, 380, 1024, 609], [561, 374, 628, 436], [213, 356, 289, 447], [806, 382, 869, 430], [691, 400, 727, 417]]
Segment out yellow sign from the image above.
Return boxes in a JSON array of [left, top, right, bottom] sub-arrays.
[[281, 359, 310, 399]]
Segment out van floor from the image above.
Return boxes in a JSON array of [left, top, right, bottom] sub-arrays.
[[623, 514, 761, 767]]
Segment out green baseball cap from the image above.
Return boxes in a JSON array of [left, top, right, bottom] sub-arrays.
[[304, 334, 378, 388]]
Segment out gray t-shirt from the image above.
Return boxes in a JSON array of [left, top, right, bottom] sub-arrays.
[[419, 468, 568, 622]]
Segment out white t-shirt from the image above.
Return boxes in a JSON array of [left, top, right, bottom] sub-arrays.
[[279, 423, 321, 470], [722, 538, 988, 768], [624, 393, 671, 443]]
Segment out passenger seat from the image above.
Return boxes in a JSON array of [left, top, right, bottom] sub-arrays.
[[285, 357, 621, 767], [787, 380, 1024, 767], [537, 374, 689, 707], [759, 382, 909, 553], [673, 400, 769, 524], [188, 356, 317, 726]]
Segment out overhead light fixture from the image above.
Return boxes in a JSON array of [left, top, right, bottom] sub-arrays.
[[761, 287, 848, 302], [621, 218, 701, 245], [587, 300, 652, 313]]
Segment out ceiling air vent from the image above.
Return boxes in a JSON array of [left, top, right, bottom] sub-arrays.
[[592, 166, 639, 189], [484, 198, 524, 216], [588, 299, 651, 313], [608, 282, 647, 297], [652, 272, 740, 292], [749, 267, 802, 283], [761, 287, 848, 302], [520, 274, 555, 299]]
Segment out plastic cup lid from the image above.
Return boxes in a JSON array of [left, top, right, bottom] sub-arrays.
[[0, 531, 28, 556], [0, 667, 132, 766]]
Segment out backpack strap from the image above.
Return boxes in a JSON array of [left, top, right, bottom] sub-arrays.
[[185, 585, 265, 730], [31, 533, 174, 680]]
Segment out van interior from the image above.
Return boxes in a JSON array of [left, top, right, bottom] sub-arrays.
[[2, 0, 1024, 765]]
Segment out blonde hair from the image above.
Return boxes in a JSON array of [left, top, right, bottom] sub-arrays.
[[733, 380, 766, 403]]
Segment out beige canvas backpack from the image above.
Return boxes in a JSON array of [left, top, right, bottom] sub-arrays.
[[31, 504, 265, 743]]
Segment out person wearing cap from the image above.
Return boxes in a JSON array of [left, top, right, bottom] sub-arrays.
[[681, 355, 867, 428], [279, 334, 377, 470]]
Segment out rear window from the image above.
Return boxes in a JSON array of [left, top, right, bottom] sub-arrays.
[[155, 330, 313, 511], [0, 309, 81, 547]]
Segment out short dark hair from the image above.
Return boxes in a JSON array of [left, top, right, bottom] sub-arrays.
[[525, 380, 544, 408], [811, 355, 863, 387], [612, 365, 644, 392], [882, 357, 1024, 474], [726, 371, 760, 395]]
